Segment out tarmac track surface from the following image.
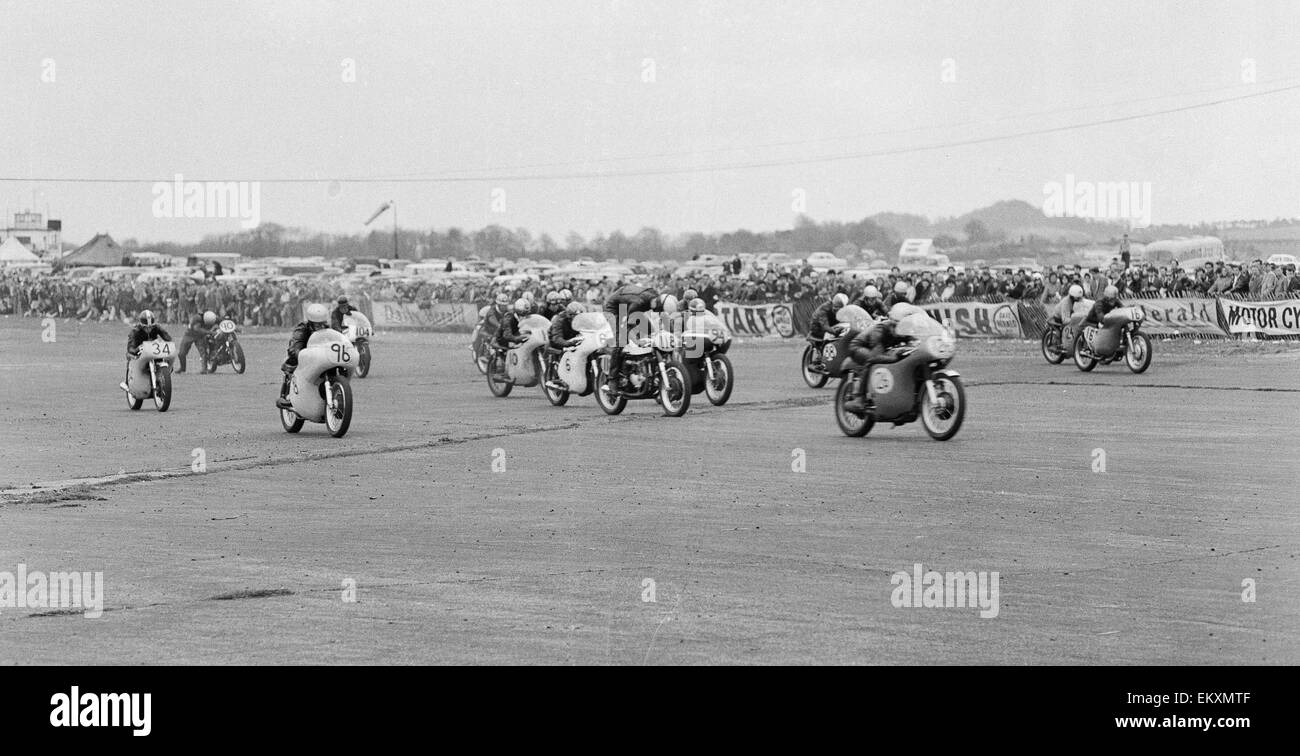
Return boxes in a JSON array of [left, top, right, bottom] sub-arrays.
[[1, 318, 1297, 664]]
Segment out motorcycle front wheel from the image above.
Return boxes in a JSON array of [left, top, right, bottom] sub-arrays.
[[153, 368, 172, 412], [920, 375, 965, 441], [1041, 328, 1065, 364], [231, 342, 246, 374], [324, 375, 353, 438], [801, 344, 828, 388], [356, 342, 371, 378], [1126, 333, 1152, 374], [658, 360, 691, 417], [703, 353, 734, 406]]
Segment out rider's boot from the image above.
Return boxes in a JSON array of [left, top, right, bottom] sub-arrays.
[[275, 373, 293, 410]]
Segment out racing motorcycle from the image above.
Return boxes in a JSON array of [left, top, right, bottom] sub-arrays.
[[678, 308, 735, 405], [486, 314, 550, 397], [595, 329, 691, 417], [341, 311, 373, 378], [124, 338, 176, 412], [801, 305, 873, 388], [1041, 299, 1093, 365], [833, 307, 966, 441], [203, 317, 246, 374], [1072, 306, 1152, 374], [469, 305, 496, 375], [540, 311, 613, 406], [279, 329, 355, 438]]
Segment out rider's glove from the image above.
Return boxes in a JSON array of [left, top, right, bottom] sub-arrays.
[[565, 338, 581, 347]]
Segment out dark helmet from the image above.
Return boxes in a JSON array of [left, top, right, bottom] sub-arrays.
[[138, 310, 157, 327], [337, 295, 349, 305]]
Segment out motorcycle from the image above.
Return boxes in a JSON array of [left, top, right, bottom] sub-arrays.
[[801, 305, 874, 388], [540, 311, 613, 406], [833, 308, 966, 441], [1040, 299, 1093, 365], [469, 306, 495, 375], [1072, 306, 1152, 373], [485, 315, 550, 397], [204, 317, 246, 374], [595, 328, 691, 417], [124, 338, 177, 412], [341, 311, 373, 378], [279, 329, 355, 438], [678, 309, 735, 406]]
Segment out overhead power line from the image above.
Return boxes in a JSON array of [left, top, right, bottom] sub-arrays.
[[2, 82, 1297, 185]]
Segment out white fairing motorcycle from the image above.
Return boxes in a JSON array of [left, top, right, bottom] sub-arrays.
[[279, 329, 355, 438], [124, 338, 177, 412], [541, 311, 614, 406], [486, 314, 551, 398], [341, 311, 374, 378]]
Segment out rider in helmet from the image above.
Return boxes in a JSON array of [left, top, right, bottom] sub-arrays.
[[478, 292, 511, 333], [807, 293, 850, 363], [842, 303, 916, 415], [545, 301, 589, 390], [494, 298, 534, 350], [120, 310, 173, 392], [602, 282, 665, 393], [177, 309, 218, 374], [883, 280, 912, 308], [275, 303, 332, 409], [1053, 284, 1089, 351], [542, 290, 566, 318], [1083, 285, 1123, 327], [852, 285, 888, 319], [558, 289, 573, 307], [330, 295, 355, 331]]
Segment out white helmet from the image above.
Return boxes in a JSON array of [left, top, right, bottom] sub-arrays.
[[832, 293, 849, 308], [893, 281, 909, 294], [513, 298, 531, 314], [888, 302, 920, 323], [1103, 285, 1119, 300], [863, 285, 881, 299], [688, 298, 706, 313], [203, 310, 218, 326], [305, 303, 329, 323], [1068, 284, 1084, 299]]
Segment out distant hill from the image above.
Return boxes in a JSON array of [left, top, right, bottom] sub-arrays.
[[869, 199, 1128, 244]]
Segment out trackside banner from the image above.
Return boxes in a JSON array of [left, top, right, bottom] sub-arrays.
[[371, 301, 480, 330], [1217, 298, 1300, 335], [1133, 297, 1222, 336], [920, 301, 1022, 339], [714, 301, 797, 337]]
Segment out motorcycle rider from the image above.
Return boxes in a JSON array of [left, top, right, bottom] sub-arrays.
[[883, 280, 912, 308], [1051, 284, 1088, 351], [1083, 285, 1124, 329], [852, 285, 888, 319], [546, 301, 588, 390], [330, 295, 355, 331], [494, 298, 534, 351], [275, 303, 332, 410], [807, 293, 850, 364], [602, 282, 666, 392], [842, 303, 916, 415], [542, 291, 566, 318], [176, 310, 218, 374], [120, 310, 173, 392]]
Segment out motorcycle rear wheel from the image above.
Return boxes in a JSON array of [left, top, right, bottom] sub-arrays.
[[594, 364, 627, 415], [541, 355, 570, 406], [280, 406, 304, 433], [834, 377, 873, 437]]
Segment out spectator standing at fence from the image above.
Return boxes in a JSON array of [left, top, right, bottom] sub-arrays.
[[1119, 234, 1131, 268]]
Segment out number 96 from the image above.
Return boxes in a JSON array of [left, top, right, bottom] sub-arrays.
[[330, 343, 351, 362]]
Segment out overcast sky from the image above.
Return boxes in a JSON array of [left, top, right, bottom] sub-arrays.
[[2, 0, 1299, 245]]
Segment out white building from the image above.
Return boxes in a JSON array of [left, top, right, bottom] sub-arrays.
[[0, 210, 62, 258]]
